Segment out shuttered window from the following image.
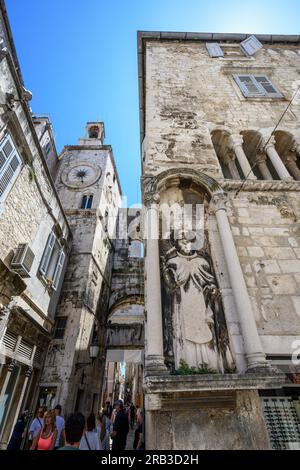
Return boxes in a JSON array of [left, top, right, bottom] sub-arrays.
[[53, 251, 65, 289], [234, 74, 282, 98], [206, 43, 224, 57], [39, 231, 66, 290], [0, 134, 22, 202], [40, 232, 56, 275], [240, 35, 263, 56]]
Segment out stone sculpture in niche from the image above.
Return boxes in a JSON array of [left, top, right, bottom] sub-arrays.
[[161, 229, 233, 372]]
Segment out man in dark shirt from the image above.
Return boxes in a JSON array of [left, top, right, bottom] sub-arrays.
[[105, 401, 113, 419], [111, 400, 129, 450]]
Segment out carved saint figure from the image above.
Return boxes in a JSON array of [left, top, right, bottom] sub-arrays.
[[162, 230, 226, 371]]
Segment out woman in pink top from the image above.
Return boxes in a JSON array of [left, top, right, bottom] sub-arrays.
[[30, 411, 57, 450]]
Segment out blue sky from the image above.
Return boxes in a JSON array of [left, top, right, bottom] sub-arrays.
[[6, 0, 300, 205]]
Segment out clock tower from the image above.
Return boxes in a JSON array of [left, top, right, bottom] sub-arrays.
[[40, 122, 122, 416]]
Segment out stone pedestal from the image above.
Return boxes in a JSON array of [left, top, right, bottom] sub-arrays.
[[144, 372, 284, 450]]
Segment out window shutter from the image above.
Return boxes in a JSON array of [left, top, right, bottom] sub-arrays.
[[206, 43, 224, 57], [234, 75, 263, 97], [40, 232, 56, 275], [0, 134, 22, 201], [53, 250, 65, 290], [254, 76, 282, 97], [240, 35, 263, 56]]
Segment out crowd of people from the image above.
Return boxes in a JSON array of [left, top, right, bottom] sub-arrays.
[[7, 400, 144, 451]]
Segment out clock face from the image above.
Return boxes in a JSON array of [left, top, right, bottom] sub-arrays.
[[61, 163, 102, 189]]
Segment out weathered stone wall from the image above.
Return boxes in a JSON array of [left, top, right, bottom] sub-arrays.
[[40, 142, 122, 416], [147, 390, 271, 450], [143, 40, 300, 176], [228, 189, 300, 355]]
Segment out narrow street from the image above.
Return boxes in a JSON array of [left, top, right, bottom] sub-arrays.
[[126, 428, 135, 450]]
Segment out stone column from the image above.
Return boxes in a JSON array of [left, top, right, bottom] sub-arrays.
[[228, 135, 257, 180], [8, 367, 33, 442], [212, 193, 267, 370], [144, 200, 168, 375], [0, 361, 16, 398], [223, 152, 241, 179], [283, 154, 300, 181], [265, 137, 293, 180], [255, 153, 273, 180]]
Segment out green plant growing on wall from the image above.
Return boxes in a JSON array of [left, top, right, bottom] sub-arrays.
[[172, 359, 218, 376], [28, 165, 36, 183]]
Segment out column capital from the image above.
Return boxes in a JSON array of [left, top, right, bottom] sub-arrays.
[[222, 150, 236, 165], [282, 153, 297, 165], [228, 133, 244, 150], [25, 366, 33, 378], [262, 135, 276, 151], [255, 151, 268, 164], [6, 360, 17, 372], [210, 191, 228, 213], [144, 192, 160, 207], [290, 140, 300, 155]]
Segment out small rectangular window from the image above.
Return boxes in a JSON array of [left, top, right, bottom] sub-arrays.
[[206, 42, 224, 58], [44, 141, 52, 156], [240, 35, 263, 57], [234, 74, 282, 98], [54, 317, 67, 339], [0, 134, 22, 202], [80, 195, 93, 209]]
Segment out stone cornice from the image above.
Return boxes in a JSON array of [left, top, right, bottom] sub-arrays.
[[144, 372, 285, 395], [220, 179, 300, 192]]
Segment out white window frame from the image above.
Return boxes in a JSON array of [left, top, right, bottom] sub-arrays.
[[39, 231, 65, 291], [0, 133, 23, 203], [233, 74, 283, 98]]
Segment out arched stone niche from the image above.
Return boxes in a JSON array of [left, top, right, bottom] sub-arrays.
[[151, 170, 234, 373]]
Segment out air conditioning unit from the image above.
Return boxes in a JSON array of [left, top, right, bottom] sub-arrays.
[[11, 243, 35, 278]]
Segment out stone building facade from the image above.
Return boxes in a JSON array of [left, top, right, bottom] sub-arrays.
[[39, 122, 123, 416], [138, 32, 300, 449], [0, 1, 71, 448]]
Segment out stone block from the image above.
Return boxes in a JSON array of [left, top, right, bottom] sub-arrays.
[[278, 260, 300, 274], [264, 247, 295, 260], [267, 275, 298, 295], [247, 246, 265, 258]]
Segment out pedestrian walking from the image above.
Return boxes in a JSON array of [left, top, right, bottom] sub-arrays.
[[7, 411, 28, 450], [54, 404, 65, 449], [30, 410, 57, 450], [98, 411, 110, 450], [104, 401, 113, 419], [26, 407, 44, 449], [111, 400, 129, 450], [79, 413, 102, 450], [58, 413, 85, 451], [129, 403, 136, 430]]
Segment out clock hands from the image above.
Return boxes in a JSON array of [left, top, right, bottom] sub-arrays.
[[75, 168, 88, 183]]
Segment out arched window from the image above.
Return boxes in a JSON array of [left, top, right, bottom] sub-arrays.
[[80, 194, 93, 209], [88, 126, 99, 139]]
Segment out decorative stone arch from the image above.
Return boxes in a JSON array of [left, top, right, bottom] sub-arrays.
[[143, 167, 223, 205], [109, 289, 144, 312], [108, 295, 144, 320], [142, 166, 268, 374], [106, 295, 145, 350]]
